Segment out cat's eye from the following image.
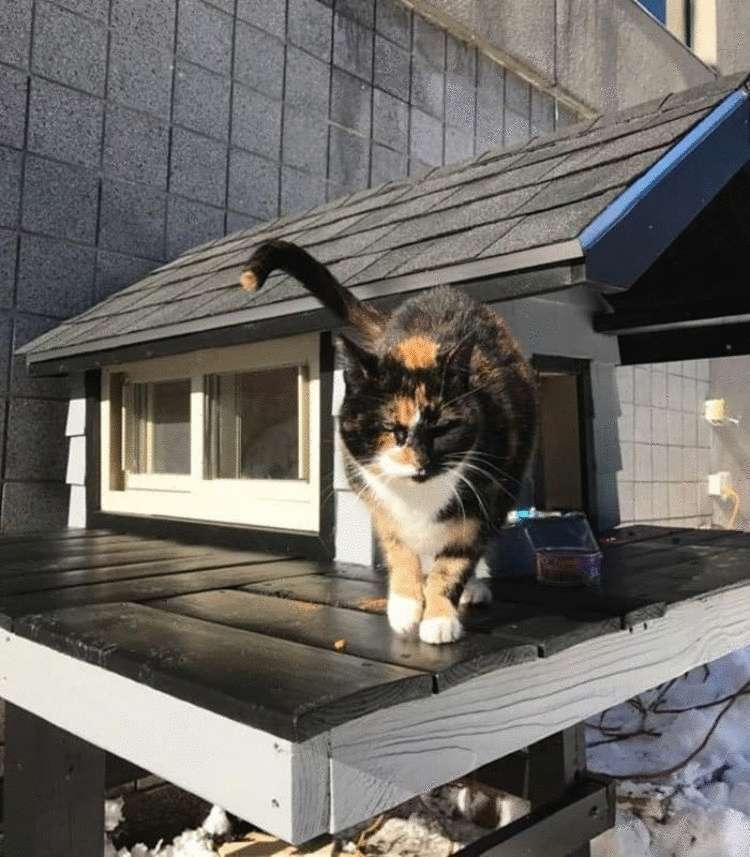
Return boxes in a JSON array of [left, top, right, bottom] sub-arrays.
[[387, 425, 408, 445]]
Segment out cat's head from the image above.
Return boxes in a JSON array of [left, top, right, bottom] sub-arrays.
[[338, 333, 480, 483]]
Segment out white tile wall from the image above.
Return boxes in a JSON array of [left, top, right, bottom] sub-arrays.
[[614, 359, 711, 528]]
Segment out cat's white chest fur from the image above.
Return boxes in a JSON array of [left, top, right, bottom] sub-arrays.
[[360, 467, 461, 557]]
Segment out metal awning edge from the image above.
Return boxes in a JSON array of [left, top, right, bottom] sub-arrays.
[[579, 87, 750, 288]]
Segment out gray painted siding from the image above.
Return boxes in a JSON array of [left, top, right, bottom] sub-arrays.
[[1, 0, 568, 533]]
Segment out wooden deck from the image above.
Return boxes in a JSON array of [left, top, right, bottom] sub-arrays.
[[1, 525, 750, 842]]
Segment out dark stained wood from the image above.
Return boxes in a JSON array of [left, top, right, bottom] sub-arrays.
[[151, 589, 537, 691], [242, 574, 388, 612], [0, 550, 286, 597], [4, 704, 105, 857], [14, 602, 433, 740], [489, 577, 666, 630], [245, 574, 621, 659], [0, 558, 315, 625], [0, 528, 113, 544], [0, 533, 160, 560], [598, 525, 685, 546], [91, 510, 334, 562], [463, 602, 621, 657], [0, 542, 223, 576]]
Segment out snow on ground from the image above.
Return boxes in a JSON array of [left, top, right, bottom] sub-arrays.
[[104, 803, 230, 857], [591, 645, 750, 857]]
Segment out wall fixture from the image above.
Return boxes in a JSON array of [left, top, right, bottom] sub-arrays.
[[704, 398, 740, 427]]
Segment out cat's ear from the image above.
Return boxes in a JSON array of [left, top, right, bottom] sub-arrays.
[[445, 337, 474, 380], [338, 334, 378, 386]]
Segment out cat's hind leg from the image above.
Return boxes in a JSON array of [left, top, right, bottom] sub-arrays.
[[459, 557, 492, 605]]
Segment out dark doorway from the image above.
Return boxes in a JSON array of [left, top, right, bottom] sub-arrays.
[[532, 356, 597, 529]]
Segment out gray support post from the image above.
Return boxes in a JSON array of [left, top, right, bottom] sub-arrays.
[[4, 704, 105, 857], [527, 724, 590, 857]]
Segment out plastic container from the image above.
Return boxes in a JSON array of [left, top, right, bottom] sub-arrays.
[[535, 546, 602, 587], [485, 511, 602, 586]]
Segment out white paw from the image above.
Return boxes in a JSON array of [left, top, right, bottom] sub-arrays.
[[459, 578, 492, 606], [419, 615, 464, 644], [387, 594, 422, 636]]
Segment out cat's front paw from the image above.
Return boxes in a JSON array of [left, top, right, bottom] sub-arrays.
[[419, 615, 464, 644], [459, 578, 492, 606], [387, 594, 423, 636]]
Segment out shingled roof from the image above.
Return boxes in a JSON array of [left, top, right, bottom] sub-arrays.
[[22, 71, 750, 371]]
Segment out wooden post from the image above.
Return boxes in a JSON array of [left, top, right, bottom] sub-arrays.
[[527, 724, 590, 857], [4, 704, 105, 857]]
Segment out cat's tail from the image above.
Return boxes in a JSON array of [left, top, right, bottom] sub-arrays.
[[240, 240, 384, 341]]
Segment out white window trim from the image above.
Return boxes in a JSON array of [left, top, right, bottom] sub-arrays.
[[100, 333, 321, 533]]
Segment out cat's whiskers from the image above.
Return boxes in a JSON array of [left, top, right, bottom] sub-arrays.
[[463, 450, 522, 486], [458, 461, 517, 503], [452, 469, 491, 523]]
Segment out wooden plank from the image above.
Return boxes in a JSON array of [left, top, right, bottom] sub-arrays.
[[0, 551, 287, 597], [152, 589, 537, 691], [327, 581, 750, 831], [464, 602, 621, 657], [14, 601, 432, 739], [488, 578, 665, 629], [0, 532, 160, 560], [598, 525, 684, 546], [244, 572, 620, 660], [0, 528, 113, 544], [0, 631, 330, 844], [0, 543, 224, 576], [242, 574, 388, 612], [0, 559, 314, 625], [4, 703, 105, 857]]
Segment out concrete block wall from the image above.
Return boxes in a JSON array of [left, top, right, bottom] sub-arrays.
[[614, 359, 712, 528], [0, 0, 572, 533]]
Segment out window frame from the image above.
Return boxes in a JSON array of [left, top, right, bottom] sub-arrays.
[[100, 333, 321, 533]]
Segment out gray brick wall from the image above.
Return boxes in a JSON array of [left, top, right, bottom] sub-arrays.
[[615, 360, 712, 528], [0, 0, 574, 532]]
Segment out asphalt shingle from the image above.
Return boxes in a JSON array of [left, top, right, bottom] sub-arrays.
[[20, 72, 750, 363]]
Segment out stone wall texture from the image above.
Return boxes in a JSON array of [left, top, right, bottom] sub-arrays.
[[0, 0, 571, 532]]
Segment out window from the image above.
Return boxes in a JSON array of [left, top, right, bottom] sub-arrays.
[[639, 1, 717, 64], [101, 334, 321, 532]]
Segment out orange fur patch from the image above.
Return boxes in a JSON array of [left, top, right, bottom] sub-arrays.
[[393, 396, 417, 426], [390, 446, 419, 468], [393, 335, 439, 370]]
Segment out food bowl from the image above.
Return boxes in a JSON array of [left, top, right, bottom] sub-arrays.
[[535, 546, 602, 587]]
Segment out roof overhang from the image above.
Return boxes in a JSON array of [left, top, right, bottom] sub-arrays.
[[23, 74, 750, 375], [26, 242, 585, 375], [581, 89, 750, 289]]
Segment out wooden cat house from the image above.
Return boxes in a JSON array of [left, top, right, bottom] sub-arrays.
[[5, 72, 750, 857]]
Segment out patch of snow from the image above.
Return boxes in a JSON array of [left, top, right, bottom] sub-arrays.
[[104, 803, 230, 857], [201, 806, 231, 838], [591, 645, 750, 857]]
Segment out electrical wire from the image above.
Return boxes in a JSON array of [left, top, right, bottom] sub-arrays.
[[721, 486, 741, 530]]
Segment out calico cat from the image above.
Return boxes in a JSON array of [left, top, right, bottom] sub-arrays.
[[241, 241, 537, 644]]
